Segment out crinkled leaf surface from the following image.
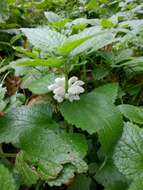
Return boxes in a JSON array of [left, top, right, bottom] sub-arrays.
[[118, 104, 143, 124], [0, 164, 16, 190], [60, 83, 123, 153], [37, 159, 63, 181], [19, 127, 88, 173], [21, 28, 67, 52], [0, 103, 53, 143], [113, 122, 143, 179], [48, 164, 75, 187]]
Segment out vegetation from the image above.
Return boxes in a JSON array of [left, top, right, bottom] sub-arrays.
[[0, 0, 143, 189]]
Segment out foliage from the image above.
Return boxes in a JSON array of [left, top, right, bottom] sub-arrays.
[[0, 0, 143, 190]]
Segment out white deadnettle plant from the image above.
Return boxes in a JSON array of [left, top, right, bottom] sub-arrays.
[[48, 76, 85, 102]]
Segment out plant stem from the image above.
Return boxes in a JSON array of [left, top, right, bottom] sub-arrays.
[[64, 60, 69, 93]]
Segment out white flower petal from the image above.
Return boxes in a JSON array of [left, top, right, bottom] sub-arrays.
[[74, 80, 84, 86], [53, 87, 65, 96], [68, 76, 78, 86], [53, 94, 64, 102], [68, 85, 85, 94], [55, 77, 65, 86]]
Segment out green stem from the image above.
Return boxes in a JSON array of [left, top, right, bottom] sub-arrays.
[[0, 150, 17, 158], [64, 61, 69, 93]]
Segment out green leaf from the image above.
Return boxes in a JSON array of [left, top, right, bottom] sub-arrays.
[[48, 164, 75, 187], [93, 67, 110, 80], [0, 164, 16, 190], [21, 28, 67, 52], [105, 182, 127, 190], [0, 103, 53, 143], [20, 127, 88, 173], [15, 152, 39, 186], [95, 159, 127, 187], [113, 122, 143, 180], [15, 58, 64, 67], [27, 74, 56, 94], [58, 35, 95, 55], [13, 46, 38, 59], [0, 84, 7, 111], [86, 0, 98, 10], [60, 83, 123, 153], [0, 84, 6, 100], [118, 104, 143, 124], [44, 11, 61, 22], [37, 160, 63, 180], [100, 19, 114, 29], [0, 0, 9, 23], [68, 174, 91, 190], [70, 33, 115, 57], [128, 177, 143, 190]]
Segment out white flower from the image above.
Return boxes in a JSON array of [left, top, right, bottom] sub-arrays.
[[48, 76, 84, 103], [48, 77, 65, 102]]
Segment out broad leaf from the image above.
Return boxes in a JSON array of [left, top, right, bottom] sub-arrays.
[[27, 74, 56, 94], [113, 122, 143, 179], [60, 83, 123, 153], [0, 103, 53, 143], [21, 28, 67, 52], [118, 104, 143, 124], [19, 127, 88, 186], [20, 127, 88, 173], [0, 164, 16, 190], [70, 33, 115, 56], [58, 35, 95, 54]]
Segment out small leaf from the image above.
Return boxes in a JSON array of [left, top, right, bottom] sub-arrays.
[[100, 19, 114, 29], [44, 11, 61, 23], [118, 104, 143, 124], [15, 58, 64, 67]]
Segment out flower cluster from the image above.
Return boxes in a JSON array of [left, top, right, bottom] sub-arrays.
[[48, 76, 85, 102]]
